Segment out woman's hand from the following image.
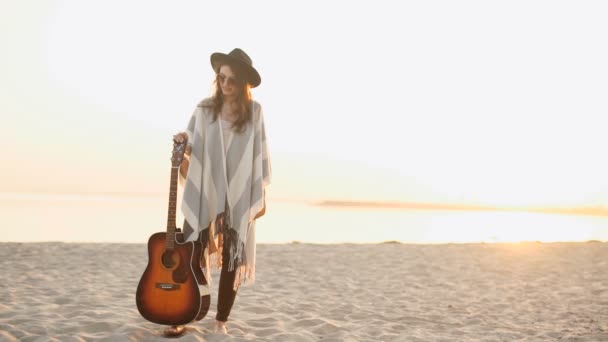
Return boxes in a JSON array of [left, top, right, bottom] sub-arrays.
[[173, 132, 188, 144], [174, 132, 191, 178], [173, 132, 191, 158]]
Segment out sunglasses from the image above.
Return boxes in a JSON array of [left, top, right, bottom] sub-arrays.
[[217, 73, 239, 86]]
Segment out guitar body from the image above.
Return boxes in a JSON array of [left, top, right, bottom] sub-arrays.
[[136, 231, 210, 326]]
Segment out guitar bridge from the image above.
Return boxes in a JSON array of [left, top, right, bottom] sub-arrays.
[[155, 283, 181, 291]]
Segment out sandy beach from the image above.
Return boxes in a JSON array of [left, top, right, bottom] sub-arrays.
[[1, 241, 607, 341]]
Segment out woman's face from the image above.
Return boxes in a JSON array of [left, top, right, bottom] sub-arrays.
[[217, 64, 240, 98]]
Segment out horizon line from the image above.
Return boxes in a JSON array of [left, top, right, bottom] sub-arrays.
[[1, 190, 606, 217], [0, 240, 605, 245], [316, 199, 608, 217]]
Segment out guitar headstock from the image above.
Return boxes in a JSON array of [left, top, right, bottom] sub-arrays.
[[171, 140, 187, 167]]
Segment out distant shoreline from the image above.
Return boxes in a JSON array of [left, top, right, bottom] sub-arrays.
[[315, 200, 608, 217], [0, 240, 605, 245], [1, 191, 607, 218]]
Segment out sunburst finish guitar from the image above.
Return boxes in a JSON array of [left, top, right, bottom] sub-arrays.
[[136, 139, 210, 326]]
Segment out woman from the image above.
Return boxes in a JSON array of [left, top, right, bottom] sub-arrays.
[[171, 48, 271, 335]]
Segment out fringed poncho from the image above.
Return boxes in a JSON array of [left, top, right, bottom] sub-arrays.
[[179, 97, 271, 288]]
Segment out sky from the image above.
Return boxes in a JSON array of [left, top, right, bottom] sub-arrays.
[[2, 0, 608, 208]]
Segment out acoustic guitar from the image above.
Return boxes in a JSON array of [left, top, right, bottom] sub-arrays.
[[136, 139, 210, 326]]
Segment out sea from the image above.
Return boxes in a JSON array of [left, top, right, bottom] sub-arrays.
[[2, 192, 608, 244]]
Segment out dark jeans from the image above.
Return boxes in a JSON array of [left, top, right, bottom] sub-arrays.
[[193, 217, 238, 322], [185, 215, 238, 322], [216, 229, 238, 322]]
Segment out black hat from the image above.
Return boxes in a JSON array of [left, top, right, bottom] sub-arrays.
[[210, 48, 261, 88]]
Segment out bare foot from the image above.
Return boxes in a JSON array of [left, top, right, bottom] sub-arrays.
[[163, 325, 185, 337], [214, 320, 228, 334]]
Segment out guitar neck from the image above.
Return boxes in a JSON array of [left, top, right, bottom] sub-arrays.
[[166, 166, 179, 249]]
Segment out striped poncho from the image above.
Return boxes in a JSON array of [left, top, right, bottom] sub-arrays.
[[179, 97, 271, 288]]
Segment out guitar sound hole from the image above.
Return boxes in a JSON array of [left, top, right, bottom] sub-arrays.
[[161, 250, 176, 268]]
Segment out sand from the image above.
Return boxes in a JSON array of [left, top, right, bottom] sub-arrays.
[[1, 241, 607, 341]]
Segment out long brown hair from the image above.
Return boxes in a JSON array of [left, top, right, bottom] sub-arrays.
[[205, 61, 253, 133]]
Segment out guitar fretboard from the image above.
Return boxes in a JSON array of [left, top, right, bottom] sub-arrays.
[[166, 166, 180, 250], [165, 141, 185, 251]]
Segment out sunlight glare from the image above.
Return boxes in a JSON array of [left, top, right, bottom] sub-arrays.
[[423, 211, 601, 243]]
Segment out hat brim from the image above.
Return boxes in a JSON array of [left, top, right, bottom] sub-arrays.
[[210, 53, 261, 88]]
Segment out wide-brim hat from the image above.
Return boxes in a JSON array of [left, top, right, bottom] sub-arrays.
[[210, 48, 261, 88]]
